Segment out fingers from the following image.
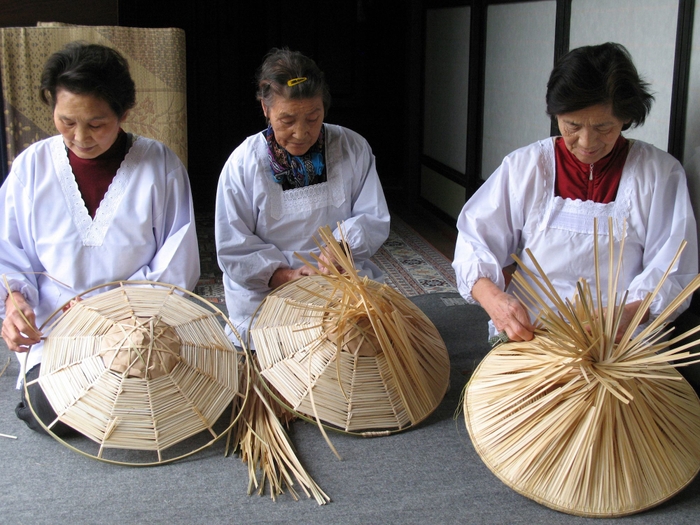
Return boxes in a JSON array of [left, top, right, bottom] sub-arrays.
[[1, 315, 42, 353], [492, 296, 535, 342], [62, 297, 82, 312], [317, 253, 346, 275], [317, 253, 335, 275], [503, 319, 535, 342]]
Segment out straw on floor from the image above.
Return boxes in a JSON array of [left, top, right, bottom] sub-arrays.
[[464, 219, 700, 517]]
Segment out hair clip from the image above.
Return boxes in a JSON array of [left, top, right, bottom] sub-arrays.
[[287, 77, 308, 87]]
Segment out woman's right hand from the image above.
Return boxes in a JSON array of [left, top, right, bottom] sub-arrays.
[[472, 278, 534, 342], [2, 292, 42, 353]]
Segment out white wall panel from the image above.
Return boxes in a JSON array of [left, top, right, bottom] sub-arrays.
[[570, 0, 679, 150], [682, 3, 700, 258], [481, 1, 556, 180], [423, 6, 470, 173]]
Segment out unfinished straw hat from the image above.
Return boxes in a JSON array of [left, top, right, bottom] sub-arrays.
[[228, 225, 450, 505], [28, 280, 245, 465], [250, 226, 450, 435], [464, 219, 700, 517]]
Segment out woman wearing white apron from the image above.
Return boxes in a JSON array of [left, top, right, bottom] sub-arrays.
[[453, 43, 697, 347]]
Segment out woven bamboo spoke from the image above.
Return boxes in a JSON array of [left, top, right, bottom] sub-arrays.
[[261, 340, 336, 407], [32, 281, 245, 466], [464, 218, 700, 517], [344, 353, 410, 430], [38, 355, 110, 430]]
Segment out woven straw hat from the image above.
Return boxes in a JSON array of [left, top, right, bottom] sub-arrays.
[[464, 225, 700, 517], [30, 281, 246, 465], [250, 235, 450, 435]]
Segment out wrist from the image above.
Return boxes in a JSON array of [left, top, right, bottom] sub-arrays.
[[472, 278, 502, 306], [269, 268, 292, 289]]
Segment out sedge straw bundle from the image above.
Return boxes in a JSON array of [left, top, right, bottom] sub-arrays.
[[228, 364, 331, 505], [464, 219, 700, 517]]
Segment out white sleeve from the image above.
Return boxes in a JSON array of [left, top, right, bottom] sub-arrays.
[[625, 158, 698, 319], [125, 150, 200, 291], [215, 147, 288, 293], [331, 134, 390, 262], [0, 156, 41, 315], [452, 152, 529, 304]]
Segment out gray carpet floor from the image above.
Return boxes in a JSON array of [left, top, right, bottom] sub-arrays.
[[2, 293, 700, 524]]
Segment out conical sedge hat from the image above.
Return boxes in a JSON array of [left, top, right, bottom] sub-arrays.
[[250, 228, 450, 434], [464, 224, 700, 517], [30, 281, 246, 465]]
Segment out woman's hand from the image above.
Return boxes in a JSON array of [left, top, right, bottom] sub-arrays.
[[317, 252, 347, 275], [2, 292, 42, 353], [472, 278, 534, 342], [268, 266, 316, 289]]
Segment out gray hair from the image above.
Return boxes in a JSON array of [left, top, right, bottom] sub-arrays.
[[255, 48, 331, 115]]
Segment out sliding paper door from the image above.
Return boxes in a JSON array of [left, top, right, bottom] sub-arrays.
[[421, 6, 471, 218], [570, 0, 679, 150], [480, 1, 556, 180]]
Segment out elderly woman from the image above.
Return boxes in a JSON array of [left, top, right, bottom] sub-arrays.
[[0, 42, 200, 434], [453, 42, 698, 344], [216, 48, 390, 343]]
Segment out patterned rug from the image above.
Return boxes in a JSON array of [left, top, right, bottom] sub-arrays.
[[193, 214, 458, 304]]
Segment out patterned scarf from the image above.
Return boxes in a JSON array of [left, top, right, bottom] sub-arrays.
[[265, 124, 326, 190]]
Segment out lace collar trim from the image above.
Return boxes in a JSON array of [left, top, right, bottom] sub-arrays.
[[538, 138, 636, 240], [52, 134, 145, 246], [263, 128, 345, 220]]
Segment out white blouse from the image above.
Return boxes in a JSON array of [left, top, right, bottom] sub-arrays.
[[453, 138, 698, 336], [0, 135, 200, 385], [215, 124, 390, 343]]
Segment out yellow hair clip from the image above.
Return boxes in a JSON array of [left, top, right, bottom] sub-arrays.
[[287, 77, 308, 87]]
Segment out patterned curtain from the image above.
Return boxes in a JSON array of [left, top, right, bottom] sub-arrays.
[[0, 23, 188, 179]]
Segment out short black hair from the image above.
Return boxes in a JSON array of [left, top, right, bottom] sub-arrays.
[[40, 41, 136, 118], [546, 42, 653, 130]]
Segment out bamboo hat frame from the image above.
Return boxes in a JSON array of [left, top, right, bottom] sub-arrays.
[[464, 219, 700, 517], [23, 280, 249, 466]]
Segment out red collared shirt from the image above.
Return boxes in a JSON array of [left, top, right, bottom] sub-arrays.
[[68, 129, 128, 218], [554, 134, 629, 204]]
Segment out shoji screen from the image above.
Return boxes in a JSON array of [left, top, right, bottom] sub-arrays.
[[480, 1, 556, 181], [570, 0, 679, 150], [683, 2, 700, 256], [421, 6, 471, 218]]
